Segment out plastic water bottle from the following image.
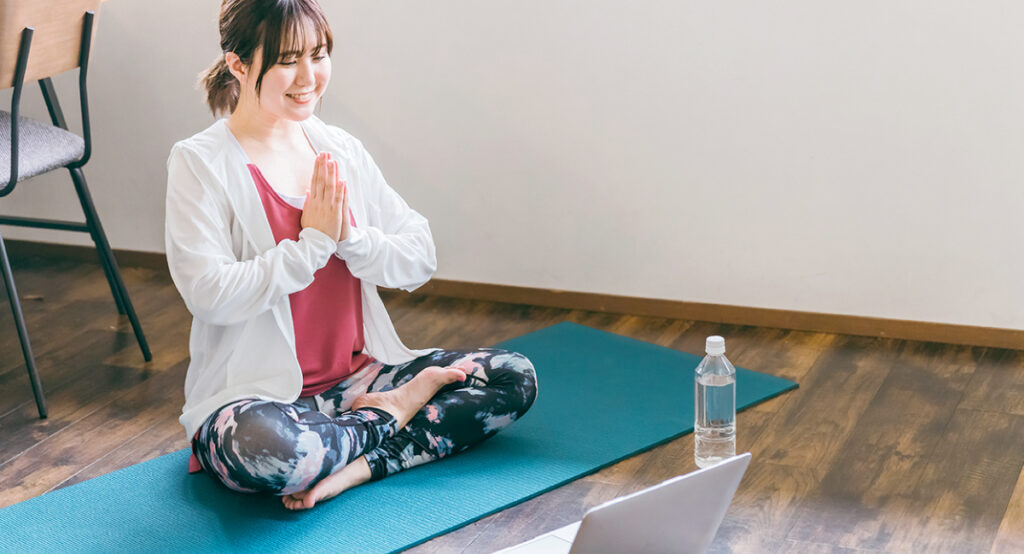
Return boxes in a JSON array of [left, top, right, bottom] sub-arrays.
[[694, 335, 736, 468]]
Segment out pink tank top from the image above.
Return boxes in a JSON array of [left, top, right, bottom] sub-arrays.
[[248, 164, 370, 396]]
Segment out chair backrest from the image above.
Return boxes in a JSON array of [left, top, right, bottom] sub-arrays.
[[0, 0, 101, 90]]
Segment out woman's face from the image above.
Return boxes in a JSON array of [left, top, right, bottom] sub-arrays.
[[237, 23, 332, 121]]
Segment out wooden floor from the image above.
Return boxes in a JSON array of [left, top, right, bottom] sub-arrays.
[[0, 255, 1022, 553]]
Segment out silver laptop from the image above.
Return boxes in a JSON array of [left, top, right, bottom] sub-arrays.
[[495, 453, 751, 554]]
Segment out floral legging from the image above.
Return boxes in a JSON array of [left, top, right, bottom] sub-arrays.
[[192, 348, 538, 495]]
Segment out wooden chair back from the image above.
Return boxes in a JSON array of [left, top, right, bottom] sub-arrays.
[[0, 0, 101, 90]]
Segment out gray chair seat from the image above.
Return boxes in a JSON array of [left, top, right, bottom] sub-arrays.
[[0, 110, 85, 188]]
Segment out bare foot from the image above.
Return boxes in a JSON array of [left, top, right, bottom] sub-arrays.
[[281, 366, 466, 511], [351, 365, 467, 429], [283, 456, 372, 510]]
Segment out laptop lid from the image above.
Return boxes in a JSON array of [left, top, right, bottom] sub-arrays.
[[568, 453, 751, 554]]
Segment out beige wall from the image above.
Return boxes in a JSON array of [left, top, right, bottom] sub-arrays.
[[2, 1, 1021, 330]]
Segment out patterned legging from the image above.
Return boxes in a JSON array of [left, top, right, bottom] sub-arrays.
[[192, 348, 538, 495]]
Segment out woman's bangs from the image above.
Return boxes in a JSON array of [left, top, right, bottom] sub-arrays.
[[279, 3, 333, 58], [253, 1, 334, 93]]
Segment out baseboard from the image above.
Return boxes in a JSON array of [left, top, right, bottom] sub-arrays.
[[6, 239, 1020, 350], [414, 280, 1024, 351], [3, 239, 168, 272]]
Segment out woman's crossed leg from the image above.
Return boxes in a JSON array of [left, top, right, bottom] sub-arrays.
[[193, 348, 537, 510]]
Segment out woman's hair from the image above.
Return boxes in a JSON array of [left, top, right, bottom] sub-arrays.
[[200, 0, 333, 116]]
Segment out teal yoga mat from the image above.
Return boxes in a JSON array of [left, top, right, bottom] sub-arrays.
[[0, 322, 796, 553]]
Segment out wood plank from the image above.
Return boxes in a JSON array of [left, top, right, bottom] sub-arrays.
[[0, 359, 187, 508], [99, 291, 191, 371], [604, 313, 694, 348], [54, 408, 187, 490], [0, 334, 154, 464], [784, 341, 982, 550], [0, 261, 166, 397], [0, 264, 186, 462], [992, 465, 1024, 554], [0, 262, 112, 379], [707, 461, 820, 553], [888, 409, 1024, 553], [959, 347, 1024, 416], [747, 334, 892, 472]]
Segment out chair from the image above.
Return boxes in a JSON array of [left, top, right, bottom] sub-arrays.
[[0, 0, 151, 419]]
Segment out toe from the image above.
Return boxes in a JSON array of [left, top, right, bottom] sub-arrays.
[[444, 367, 468, 382], [283, 491, 310, 511]]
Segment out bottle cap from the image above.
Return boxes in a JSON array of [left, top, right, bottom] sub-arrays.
[[705, 335, 725, 355]]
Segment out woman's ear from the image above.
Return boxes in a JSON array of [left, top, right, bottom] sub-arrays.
[[224, 52, 246, 83]]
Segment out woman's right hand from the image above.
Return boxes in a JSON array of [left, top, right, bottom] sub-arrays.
[[301, 152, 346, 241]]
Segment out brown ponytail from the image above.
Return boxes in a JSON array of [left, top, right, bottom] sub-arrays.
[[200, 56, 240, 117], [199, 0, 333, 117]]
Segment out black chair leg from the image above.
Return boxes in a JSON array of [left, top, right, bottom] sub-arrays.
[[0, 232, 47, 419], [68, 173, 126, 314], [92, 226, 128, 315], [68, 167, 152, 362]]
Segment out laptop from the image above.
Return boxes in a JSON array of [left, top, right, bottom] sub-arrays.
[[495, 453, 751, 554]]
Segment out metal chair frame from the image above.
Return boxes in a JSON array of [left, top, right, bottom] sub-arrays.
[[2, 10, 151, 419]]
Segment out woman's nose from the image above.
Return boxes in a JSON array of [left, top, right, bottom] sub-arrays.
[[295, 59, 315, 85]]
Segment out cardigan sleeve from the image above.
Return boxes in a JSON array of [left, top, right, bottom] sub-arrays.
[[165, 144, 337, 326], [334, 140, 437, 292]]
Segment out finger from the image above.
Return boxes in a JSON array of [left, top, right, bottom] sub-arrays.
[[320, 152, 332, 199], [312, 154, 324, 201], [327, 161, 338, 203], [335, 166, 344, 205], [318, 154, 330, 201]]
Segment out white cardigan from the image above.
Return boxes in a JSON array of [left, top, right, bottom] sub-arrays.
[[166, 116, 437, 438]]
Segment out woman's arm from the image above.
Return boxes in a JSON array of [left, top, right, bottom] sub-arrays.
[[334, 144, 437, 292], [165, 144, 337, 326]]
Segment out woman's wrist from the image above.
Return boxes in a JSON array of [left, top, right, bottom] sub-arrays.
[[335, 226, 369, 260], [299, 227, 339, 264]]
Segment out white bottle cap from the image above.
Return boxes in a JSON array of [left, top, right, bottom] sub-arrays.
[[705, 335, 726, 355]]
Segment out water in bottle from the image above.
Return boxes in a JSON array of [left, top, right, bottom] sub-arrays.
[[694, 335, 736, 468]]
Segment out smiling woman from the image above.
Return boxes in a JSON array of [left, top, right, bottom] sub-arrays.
[[164, 0, 538, 511], [199, 0, 333, 118]]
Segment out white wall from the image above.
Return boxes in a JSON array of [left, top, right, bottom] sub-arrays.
[[2, 1, 1021, 330]]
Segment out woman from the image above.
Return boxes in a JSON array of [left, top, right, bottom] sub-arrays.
[[165, 0, 537, 511]]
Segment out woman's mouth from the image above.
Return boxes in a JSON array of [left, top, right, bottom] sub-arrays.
[[286, 90, 316, 104]]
